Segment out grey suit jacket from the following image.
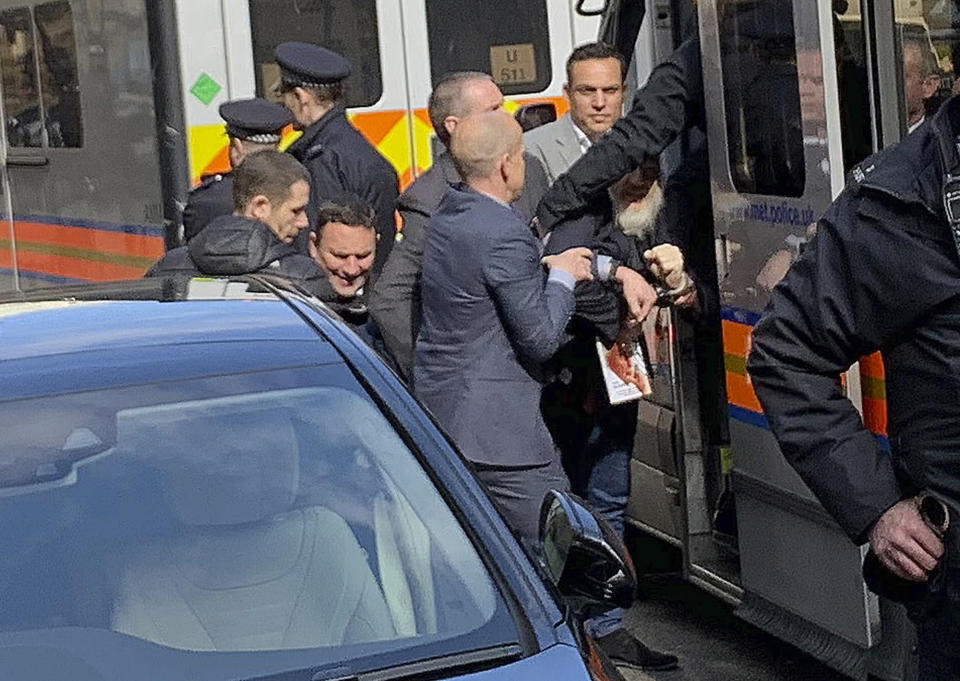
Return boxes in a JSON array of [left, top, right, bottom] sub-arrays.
[[413, 184, 574, 467], [523, 113, 585, 185], [369, 152, 548, 380]]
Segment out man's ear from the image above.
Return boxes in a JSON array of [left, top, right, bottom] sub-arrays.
[[308, 230, 320, 260], [228, 137, 244, 166], [499, 153, 512, 184], [245, 194, 271, 221], [443, 116, 459, 141]]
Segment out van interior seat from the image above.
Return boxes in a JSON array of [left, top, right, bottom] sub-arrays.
[[110, 405, 397, 651]]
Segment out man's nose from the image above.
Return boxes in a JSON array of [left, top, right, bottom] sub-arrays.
[[591, 91, 605, 108], [343, 257, 362, 276]]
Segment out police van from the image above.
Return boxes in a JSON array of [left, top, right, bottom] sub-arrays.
[[0, 0, 603, 289]]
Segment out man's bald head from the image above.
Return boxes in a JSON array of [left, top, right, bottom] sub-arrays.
[[450, 110, 522, 182]]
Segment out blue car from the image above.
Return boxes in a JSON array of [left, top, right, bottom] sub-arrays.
[[0, 276, 633, 681]]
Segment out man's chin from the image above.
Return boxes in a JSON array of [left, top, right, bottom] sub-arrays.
[[331, 281, 364, 299]]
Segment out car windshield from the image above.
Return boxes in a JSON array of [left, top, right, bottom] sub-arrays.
[[0, 364, 517, 681]]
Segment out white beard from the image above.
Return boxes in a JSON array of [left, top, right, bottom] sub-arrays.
[[615, 181, 663, 240]]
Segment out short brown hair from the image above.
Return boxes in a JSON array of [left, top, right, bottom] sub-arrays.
[[232, 150, 310, 211], [314, 197, 376, 236], [566, 42, 627, 83]]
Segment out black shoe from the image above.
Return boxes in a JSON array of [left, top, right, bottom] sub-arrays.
[[595, 628, 680, 672]]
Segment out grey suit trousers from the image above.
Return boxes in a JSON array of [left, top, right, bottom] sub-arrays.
[[473, 456, 570, 552]]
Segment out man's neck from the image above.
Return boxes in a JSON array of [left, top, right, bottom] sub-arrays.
[[302, 100, 337, 128], [467, 179, 512, 206], [571, 116, 599, 145]]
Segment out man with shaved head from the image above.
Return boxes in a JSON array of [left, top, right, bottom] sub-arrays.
[[371, 72, 549, 381], [414, 110, 594, 547]]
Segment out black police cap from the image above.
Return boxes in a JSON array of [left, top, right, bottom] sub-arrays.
[[219, 98, 293, 144], [275, 42, 351, 89]]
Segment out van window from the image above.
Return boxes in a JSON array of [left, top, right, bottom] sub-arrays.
[[35, 1, 83, 148], [717, 0, 805, 197], [248, 0, 383, 108], [833, 5, 875, 171], [894, 4, 958, 136], [0, 2, 82, 149], [0, 7, 42, 148], [425, 0, 552, 95]]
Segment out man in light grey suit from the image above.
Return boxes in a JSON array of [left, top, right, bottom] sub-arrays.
[[524, 42, 627, 184], [414, 111, 597, 548]]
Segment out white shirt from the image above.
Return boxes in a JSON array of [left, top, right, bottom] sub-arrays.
[[570, 116, 592, 156]]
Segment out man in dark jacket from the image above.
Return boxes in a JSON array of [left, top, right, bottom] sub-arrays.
[[747, 97, 960, 680], [370, 71, 549, 381], [276, 42, 399, 278], [415, 111, 593, 549], [181, 98, 293, 243], [542, 163, 686, 673], [147, 151, 332, 300]]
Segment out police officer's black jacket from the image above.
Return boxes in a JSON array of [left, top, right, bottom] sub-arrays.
[[145, 214, 335, 300], [181, 172, 233, 242], [747, 97, 960, 543], [287, 104, 399, 278]]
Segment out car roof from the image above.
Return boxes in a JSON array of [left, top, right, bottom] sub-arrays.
[[0, 277, 347, 399]]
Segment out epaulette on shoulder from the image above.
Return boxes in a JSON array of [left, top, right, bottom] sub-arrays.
[[193, 173, 224, 191]]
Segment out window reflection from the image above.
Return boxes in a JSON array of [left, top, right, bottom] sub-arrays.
[[0, 2, 82, 150], [36, 1, 83, 148], [718, 0, 805, 197], [249, 0, 383, 108], [0, 8, 42, 148]]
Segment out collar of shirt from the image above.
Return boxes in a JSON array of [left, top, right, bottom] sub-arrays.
[[908, 115, 925, 135], [570, 116, 592, 156]]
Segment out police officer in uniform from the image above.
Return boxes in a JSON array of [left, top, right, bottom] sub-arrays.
[[748, 96, 960, 680], [181, 98, 293, 242], [275, 42, 399, 279]]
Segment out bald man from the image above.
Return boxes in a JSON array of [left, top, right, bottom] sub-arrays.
[[414, 111, 595, 547]]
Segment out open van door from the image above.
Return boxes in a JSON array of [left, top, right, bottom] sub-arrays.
[[698, 0, 881, 663]]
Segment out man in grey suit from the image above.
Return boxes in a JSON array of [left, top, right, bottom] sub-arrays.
[[414, 111, 596, 548], [524, 42, 627, 184], [370, 72, 549, 381]]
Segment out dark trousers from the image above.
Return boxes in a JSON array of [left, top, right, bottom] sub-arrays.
[[473, 455, 569, 553], [916, 521, 960, 680], [918, 608, 960, 680]]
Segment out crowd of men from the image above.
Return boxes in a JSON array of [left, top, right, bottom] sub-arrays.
[[146, 38, 693, 673], [144, 29, 960, 678]]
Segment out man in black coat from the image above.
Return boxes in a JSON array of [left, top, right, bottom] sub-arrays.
[[147, 151, 333, 300], [542, 162, 687, 673], [369, 71, 549, 381], [181, 98, 293, 243], [747, 97, 960, 680], [275, 42, 399, 278]]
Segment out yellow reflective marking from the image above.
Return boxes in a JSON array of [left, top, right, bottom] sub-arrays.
[[719, 446, 734, 476]]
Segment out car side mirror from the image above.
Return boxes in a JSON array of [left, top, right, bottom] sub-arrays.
[[539, 490, 636, 619], [514, 103, 558, 132]]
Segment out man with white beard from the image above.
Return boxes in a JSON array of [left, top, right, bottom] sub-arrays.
[[605, 163, 696, 311], [539, 161, 689, 672]]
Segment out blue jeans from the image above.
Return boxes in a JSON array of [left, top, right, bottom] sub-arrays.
[[565, 418, 632, 638]]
